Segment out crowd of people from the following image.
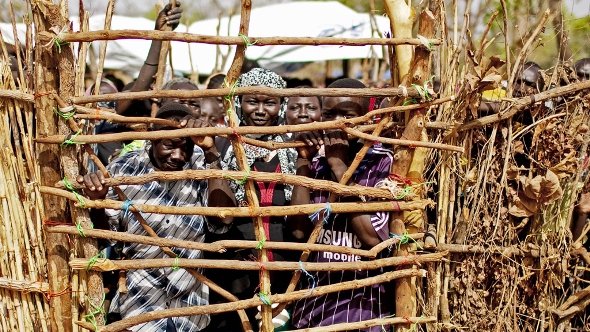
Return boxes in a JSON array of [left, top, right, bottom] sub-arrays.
[[2, 3, 588, 332]]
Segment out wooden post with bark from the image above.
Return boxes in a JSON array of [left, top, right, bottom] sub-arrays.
[[32, 1, 105, 330]]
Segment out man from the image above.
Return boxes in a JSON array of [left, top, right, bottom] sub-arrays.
[[574, 58, 590, 81], [78, 102, 234, 331], [289, 78, 394, 331], [513, 61, 544, 97]]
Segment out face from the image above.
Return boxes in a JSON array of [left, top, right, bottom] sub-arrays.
[[96, 82, 118, 109], [199, 97, 223, 125], [240, 94, 281, 127], [162, 82, 200, 117], [321, 96, 366, 122], [151, 137, 193, 171], [514, 67, 541, 97], [286, 96, 321, 125]]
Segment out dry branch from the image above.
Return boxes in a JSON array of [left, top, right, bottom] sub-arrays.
[[46, 225, 424, 258], [72, 252, 445, 272], [287, 316, 437, 332], [70, 86, 430, 104], [42, 30, 440, 46], [0, 277, 49, 293], [56, 169, 403, 200], [97, 269, 426, 332], [460, 80, 590, 130]]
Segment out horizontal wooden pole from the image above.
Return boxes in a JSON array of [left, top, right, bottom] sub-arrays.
[[47, 225, 424, 258], [343, 127, 464, 153], [287, 316, 437, 332], [460, 80, 590, 131], [434, 243, 540, 257], [57, 169, 400, 200], [0, 89, 35, 102], [0, 277, 49, 293], [70, 86, 429, 104], [48, 29, 441, 46], [41, 186, 432, 217], [97, 268, 426, 332], [72, 252, 445, 272]]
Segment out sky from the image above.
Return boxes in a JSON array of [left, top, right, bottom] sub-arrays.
[[66, 0, 590, 19]]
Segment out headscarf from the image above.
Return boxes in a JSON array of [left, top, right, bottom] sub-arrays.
[[221, 68, 296, 206]]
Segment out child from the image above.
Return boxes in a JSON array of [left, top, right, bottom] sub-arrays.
[[289, 78, 395, 331]]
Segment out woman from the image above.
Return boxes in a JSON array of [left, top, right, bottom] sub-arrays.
[[205, 68, 296, 331]]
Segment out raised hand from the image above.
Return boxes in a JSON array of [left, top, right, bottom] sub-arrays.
[[77, 171, 108, 200], [323, 130, 349, 181], [155, 2, 183, 31], [294, 131, 323, 160]]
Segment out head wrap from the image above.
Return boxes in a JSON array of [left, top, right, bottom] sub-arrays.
[[234, 67, 288, 127], [221, 68, 296, 206]]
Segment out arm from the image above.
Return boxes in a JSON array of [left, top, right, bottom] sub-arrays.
[[115, 4, 182, 115], [287, 132, 323, 240], [288, 157, 314, 240], [349, 213, 382, 248], [184, 119, 236, 226]]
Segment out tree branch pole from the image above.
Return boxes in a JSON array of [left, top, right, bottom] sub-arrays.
[[95, 269, 426, 332], [41, 186, 431, 217], [51, 94, 254, 332], [0, 277, 49, 294], [150, 1, 175, 117], [43, 29, 440, 46], [56, 169, 407, 200], [221, 0, 271, 329], [71, 86, 430, 104], [72, 252, 445, 273], [47, 225, 424, 259], [32, 3, 76, 330], [287, 316, 437, 332], [460, 80, 590, 130]]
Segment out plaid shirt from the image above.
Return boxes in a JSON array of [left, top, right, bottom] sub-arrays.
[[105, 143, 225, 331], [291, 144, 394, 331]]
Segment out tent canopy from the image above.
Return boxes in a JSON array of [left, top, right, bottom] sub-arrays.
[[2, 2, 391, 77]]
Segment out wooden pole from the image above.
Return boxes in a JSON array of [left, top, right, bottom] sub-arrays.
[[40, 29, 440, 46], [41, 186, 432, 217], [47, 225, 424, 259], [31, 3, 73, 330]]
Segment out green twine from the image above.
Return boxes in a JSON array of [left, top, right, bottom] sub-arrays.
[[402, 98, 418, 106], [172, 256, 180, 271], [83, 292, 106, 331], [417, 34, 433, 51], [389, 231, 422, 250], [86, 252, 104, 271], [76, 222, 86, 237], [223, 79, 239, 117], [119, 140, 145, 157], [238, 33, 257, 47], [54, 106, 75, 120], [258, 292, 272, 306], [61, 130, 83, 146], [394, 186, 414, 200], [223, 165, 251, 186], [256, 237, 266, 250], [411, 83, 431, 101], [54, 39, 68, 53], [62, 176, 86, 207]]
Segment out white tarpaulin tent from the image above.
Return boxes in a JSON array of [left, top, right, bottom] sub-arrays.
[[2, 2, 391, 76], [188, 1, 391, 67]]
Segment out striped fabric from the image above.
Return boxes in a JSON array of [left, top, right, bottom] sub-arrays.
[[291, 145, 394, 331], [105, 143, 225, 331]]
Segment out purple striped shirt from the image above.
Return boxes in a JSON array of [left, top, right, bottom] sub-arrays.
[[291, 145, 394, 331]]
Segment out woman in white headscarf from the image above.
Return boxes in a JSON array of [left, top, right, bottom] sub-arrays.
[[205, 68, 297, 331]]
